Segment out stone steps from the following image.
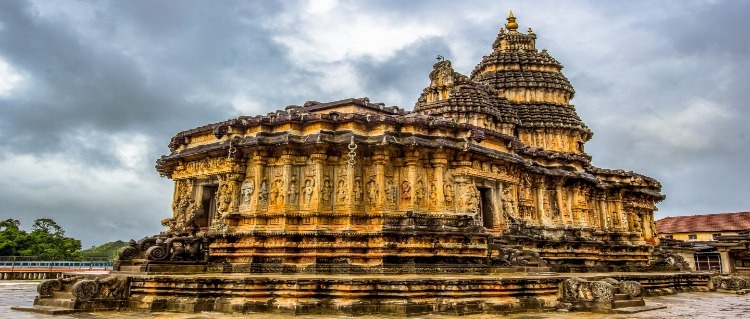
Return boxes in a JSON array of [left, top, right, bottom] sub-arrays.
[[612, 299, 645, 308], [613, 293, 630, 301]]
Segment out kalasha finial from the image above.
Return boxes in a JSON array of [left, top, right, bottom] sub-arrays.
[[505, 10, 518, 32]]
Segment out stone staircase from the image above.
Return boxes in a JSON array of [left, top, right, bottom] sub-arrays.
[[611, 289, 666, 314]]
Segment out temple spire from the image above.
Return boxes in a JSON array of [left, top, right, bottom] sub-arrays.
[[505, 11, 518, 32]]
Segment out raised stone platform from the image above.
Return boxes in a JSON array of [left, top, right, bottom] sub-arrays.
[[15, 271, 711, 316]]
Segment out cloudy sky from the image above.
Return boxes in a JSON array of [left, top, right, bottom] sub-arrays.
[[0, 0, 748, 247]]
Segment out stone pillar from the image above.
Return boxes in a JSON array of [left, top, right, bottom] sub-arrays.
[[535, 180, 546, 226], [555, 180, 571, 226], [250, 152, 268, 212], [404, 148, 420, 211], [373, 149, 387, 211], [597, 194, 608, 230], [613, 191, 626, 231], [430, 151, 447, 211], [640, 213, 652, 238], [718, 248, 734, 274], [310, 152, 326, 213]]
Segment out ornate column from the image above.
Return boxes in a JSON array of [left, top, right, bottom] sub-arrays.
[[717, 248, 734, 274], [373, 149, 388, 211], [611, 190, 625, 231], [404, 148, 420, 211], [279, 152, 294, 227], [597, 193, 609, 231], [535, 179, 546, 226], [310, 152, 326, 213], [430, 151, 447, 211], [555, 179, 571, 226], [250, 151, 268, 213]]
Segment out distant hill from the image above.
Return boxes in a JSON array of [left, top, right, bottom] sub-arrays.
[[79, 240, 129, 261]]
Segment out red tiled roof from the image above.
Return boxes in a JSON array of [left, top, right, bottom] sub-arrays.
[[656, 212, 750, 234]]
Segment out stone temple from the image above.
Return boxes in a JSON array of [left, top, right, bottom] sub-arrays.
[[23, 12, 715, 316], [147, 11, 662, 273]]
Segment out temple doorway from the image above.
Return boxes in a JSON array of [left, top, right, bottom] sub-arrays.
[[197, 185, 218, 228], [478, 187, 493, 228]]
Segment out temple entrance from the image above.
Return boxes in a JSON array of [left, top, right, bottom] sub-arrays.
[[478, 187, 493, 228], [197, 185, 218, 228]]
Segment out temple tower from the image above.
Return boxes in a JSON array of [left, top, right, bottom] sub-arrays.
[[471, 12, 591, 153]]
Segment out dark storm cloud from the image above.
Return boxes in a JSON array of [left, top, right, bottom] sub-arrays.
[[0, 0, 747, 246]]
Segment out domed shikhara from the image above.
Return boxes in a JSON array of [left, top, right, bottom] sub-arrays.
[[146, 10, 667, 276], [414, 60, 519, 135], [469, 12, 592, 153]]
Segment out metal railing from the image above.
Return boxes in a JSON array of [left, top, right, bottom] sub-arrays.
[[0, 256, 113, 270]]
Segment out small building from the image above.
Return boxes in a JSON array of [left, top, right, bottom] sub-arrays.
[[656, 212, 750, 273], [656, 212, 750, 241]]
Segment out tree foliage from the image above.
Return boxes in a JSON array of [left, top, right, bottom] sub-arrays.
[[0, 218, 82, 259]]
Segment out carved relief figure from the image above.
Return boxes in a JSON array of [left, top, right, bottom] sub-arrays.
[[366, 178, 378, 205], [629, 212, 642, 232], [337, 179, 348, 202], [240, 180, 255, 205], [353, 179, 362, 202], [465, 186, 480, 213], [401, 181, 411, 201], [501, 187, 516, 218], [429, 182, 437, 205], [288, 179, 298, 205], [302, 179, 314, 205], [271, 178, 284, 206], [216, 183, 232, 214], [321, 179, 332, 204], [186, 199, 198, 231], [444, 184, 454, 205], [258, 180, 269, 206], [171, 180, 192, 231], [415, 179, 424, 205], [611, 211, 620, 227], [385, 179, 395, 204]]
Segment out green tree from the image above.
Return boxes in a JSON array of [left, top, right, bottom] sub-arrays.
[[0, 219, 30, 256], [23, 218, 82, 259]]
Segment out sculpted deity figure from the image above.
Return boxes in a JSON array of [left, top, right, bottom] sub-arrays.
[[216, 183, 232, 214], [321, 179, 332, 204], [465, 186, 480, 213], [241, 180, 255, 204], [429, 182, 437, 204], [353, 180, 362, 202], [258, 180, 269, 205], [385, 179, 396, 204], [444, 184, 454, 205], [401, 181, 411, 201], [270, 178, 282, 205], [629, 212, 642, 232], [501, 187, 516, 218], [302, 179, 314, 205], [415, 179, 424, 204], [288, 180, 298, 204], [366, 178, 378, 204], [337, 179, 348, 202]]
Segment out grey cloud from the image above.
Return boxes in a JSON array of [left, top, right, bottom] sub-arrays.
[[0, 0, 748, 246]]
